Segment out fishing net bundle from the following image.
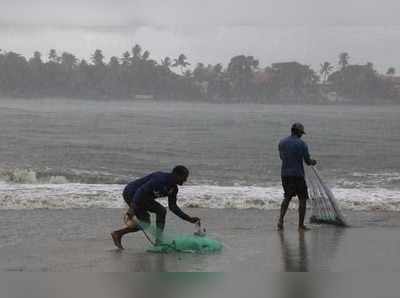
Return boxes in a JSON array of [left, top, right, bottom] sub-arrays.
[[306, 167, 348, 227], [140, 223, 223, 254]]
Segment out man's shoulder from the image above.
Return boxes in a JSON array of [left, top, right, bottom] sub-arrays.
[[297, 138, 307, 147], [279, 136, 291, 145], [152, 172, 175, 184]]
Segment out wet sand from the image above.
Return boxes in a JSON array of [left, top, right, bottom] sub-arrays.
[[1, 208, 400, 272]]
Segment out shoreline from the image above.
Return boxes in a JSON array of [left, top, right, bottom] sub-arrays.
[[1, 96, 400, 106], [1, 208, 400, 271]]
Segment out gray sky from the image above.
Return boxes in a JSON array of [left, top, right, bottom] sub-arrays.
[[1, 0, 399, 72]]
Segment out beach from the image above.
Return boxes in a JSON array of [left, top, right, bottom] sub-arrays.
[[1, 208, 400, 272]]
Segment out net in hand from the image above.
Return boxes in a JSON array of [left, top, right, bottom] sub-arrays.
[[307, 167, 348, 227]]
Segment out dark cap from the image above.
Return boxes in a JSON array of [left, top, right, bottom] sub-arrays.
[[291, 122, 306, 134]]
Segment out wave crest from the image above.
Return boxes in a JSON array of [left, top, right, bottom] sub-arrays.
[[0, 183, 399, 212]]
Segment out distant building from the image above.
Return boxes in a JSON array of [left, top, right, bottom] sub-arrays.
[[271, 61, 317, 86], [253, 71, 274, 85]]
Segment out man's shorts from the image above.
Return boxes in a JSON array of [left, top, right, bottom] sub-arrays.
[[123, 188, 165, 223], [123, 188, 151, 223], [281, 176, 309, 201]]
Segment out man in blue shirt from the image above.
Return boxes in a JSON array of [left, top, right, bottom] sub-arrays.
[[278, 123, 317, 231], [111, 165, 200, 249]]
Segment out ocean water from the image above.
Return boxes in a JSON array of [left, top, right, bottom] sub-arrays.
[[0, 98, 399, 211]]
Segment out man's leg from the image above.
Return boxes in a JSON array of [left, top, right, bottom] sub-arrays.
[[278, 196, 292, 230], [111, 226, 141, 249], [147, 201, 167, 244], [298, 177, 310, 231], [298, 198, 309, 230], [111, 208, 150, 249]]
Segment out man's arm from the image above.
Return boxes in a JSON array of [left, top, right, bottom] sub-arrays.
[[303, 143, 317, 166], [168, 187, 198, 223], [278, 141, 284, 161]]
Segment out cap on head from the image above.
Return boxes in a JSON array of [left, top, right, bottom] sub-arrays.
[[172, 165, 189, 178], [291, 122, 306, 135]]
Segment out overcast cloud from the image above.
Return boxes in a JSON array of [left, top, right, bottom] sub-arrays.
[[1, 0, 399, 72]]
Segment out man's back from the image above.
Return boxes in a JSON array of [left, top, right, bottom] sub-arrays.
[[279, 135, 311, 177], [124, 172, 176, 203]]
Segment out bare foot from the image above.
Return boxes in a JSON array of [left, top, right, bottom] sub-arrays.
[[111, 232, 124, 249], [277, 221, 284, 231], [298, 225, 310, 231]]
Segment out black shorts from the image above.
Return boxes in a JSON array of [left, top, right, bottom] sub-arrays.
[[123, 190, 165, 223], [281, 176, 309, 201]]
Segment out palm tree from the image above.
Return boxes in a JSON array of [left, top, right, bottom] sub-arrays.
[[386, 67, 396, 76], [91, 49, 104, 66], [173, 54, 190, 74], [142, 50, 150, 61], [109, 56, 120, 69], [61, 52, 77, 68], [48, 49, 59, 63], [338, 52, 350, 70], [132, 44, 142, 61], [320, 62, 334, 83], [121, 51, 131, 66], [161, 57, 172, 70], [29, 51, 43, 66], [226, 55, 259, 98], [213, 63, 223, 75]]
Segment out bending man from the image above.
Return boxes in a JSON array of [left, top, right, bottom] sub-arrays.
[[278, 123, 317, 231], [111, 165, 200, 249]]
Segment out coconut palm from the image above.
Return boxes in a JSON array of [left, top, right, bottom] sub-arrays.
[[60, 52, 78, 70], [91, 49, 104, 66], [161, 57, 172, 69], [48, 49, 59, 63], [320, 62, 334, 83], [142, 50, 150, 61], [173, 54, 190, 74], [213, 63, 223, 75], [121, 51, 131, 66], [132, 44, 142, 61]]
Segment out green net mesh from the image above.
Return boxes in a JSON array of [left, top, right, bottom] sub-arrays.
[[141, 223, 223, 254], [307, 167, 348, 227], [147, 235, 223, 254]]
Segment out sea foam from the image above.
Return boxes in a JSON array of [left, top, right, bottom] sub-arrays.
[[0, 183, 399, 211]]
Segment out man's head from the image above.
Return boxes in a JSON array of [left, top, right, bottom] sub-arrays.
[[291, 122, 306, 137], [172, 165, 189, 185]]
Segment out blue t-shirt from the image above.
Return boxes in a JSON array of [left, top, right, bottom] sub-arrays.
[[279, 135, 313, 177], [124, 172, 177, 204], [123, 171, 192, 222]]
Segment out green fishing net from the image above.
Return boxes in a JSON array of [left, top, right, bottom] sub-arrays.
[[141, 223, 223, 254], [147, 235, 223, 254]]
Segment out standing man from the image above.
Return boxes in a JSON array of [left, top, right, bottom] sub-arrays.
[[111, 165, 200, 249], [277, 123, 317, 231]]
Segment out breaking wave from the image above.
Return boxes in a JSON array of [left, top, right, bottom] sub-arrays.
[[0, 168, 126, 185], [0, 183, 399, 212]]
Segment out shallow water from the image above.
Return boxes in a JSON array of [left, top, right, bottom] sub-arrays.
[[0, 98, 399, 210], [1, 208, 400, 272]]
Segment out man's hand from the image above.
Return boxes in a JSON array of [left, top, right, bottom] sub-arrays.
[[189, 217, 200, 224], [311, 159, 317, 166]]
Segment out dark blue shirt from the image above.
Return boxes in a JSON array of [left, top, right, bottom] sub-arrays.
[[124, 172, 177, 204], [123, 172, 192, 222], [279, 135, 313, 177]]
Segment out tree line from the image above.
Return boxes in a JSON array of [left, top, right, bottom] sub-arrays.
[[0, 45, 398, 103]]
